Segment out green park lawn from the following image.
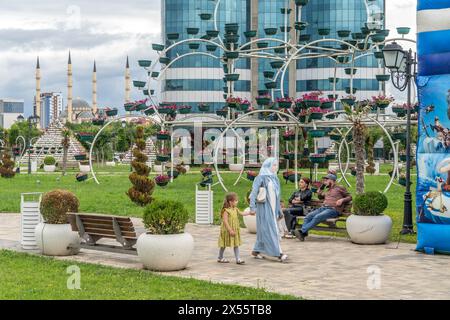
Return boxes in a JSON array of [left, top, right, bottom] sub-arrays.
[[0, 250, 296, 300], [0, 164, 417, 243]]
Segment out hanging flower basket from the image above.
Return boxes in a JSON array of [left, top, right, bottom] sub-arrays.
[[295, 21, 308, 31], [152, 44, 165, 51], [345, 87, 358, 95], [206, 30, 220, 37], [308, 129, 326, 138], [318, 28, 330, 36], [155, 175, 170, 187], [74, 154, 87, 161], [265, 81, 277, 89], [224, 34, 240, 44], [156, 130, 170, 140], [309, 154, 327, 163], [199, 13, 212, 20], [198, 104, 210, 112], [264, 28, 277, 36], [186, 27, 199, 35], [283, 130, 296, 141], [244, 30, 257, 38], [326, 153, 336, 161], [92, 118, 105, 126], [238, 103, 250, 111], [225, 23, 239, 34], [344, 68, 357, 75], [167, 33, 179, 40], [206, 45, 217, 52], [256, 96, 271, 106], [167, 170, 180, 179], [371, 34, 386, 43], [263, 71, 275, 79], [216, 109, 228, 117], [133, 81, 146, 88], [299, 34, 311, 42], [376, 74, 391, 82], [247, 171, 257, 181], [225, 73, 240, 82], [392, 132, 407, 141], [156, 155, 170, 162], [144, 107, 155, 115], [178, 106, 192, 114], [201, 167, 213, 177], [280, 26, 292, 33], [337, 30, 351, 37], [76, 173, 88, 182], [373, 95, 394, 109], [337, 56, 350, 63], [270, 61, 284, 69], [326, 113, 337, 119], [320, 98, 334, 109], [159, 57, 170, 65], [77, 133, 94, 143], [295, 0, 309, 5], [374, 51, 384, 59], [225, 51, 239, 59], [352, 32, 365, 40], [277, 97, 293, 109], [329, 134, 341, 141], [257, 42, 269, 49], [105, 108, 118, 117], [340, 97, 356, 106], [309, 108, 324, 120], [135, 102, 147, 111], [188, 43, 200, 50], [138, 60, 152, 67], [397, 27, 411, 35], [150, 71, 159, 78], [298, 115, 308, 123]]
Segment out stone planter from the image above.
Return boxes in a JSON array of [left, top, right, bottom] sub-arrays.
[[43, 165, 56, 172], [346, 214, 393, 245], [243, 215, 257, 234], [137, 232, 194, 271], [229, 164, 244, 172], [35, 223, 80, 256], [79, 164, 90, 173], [105, 161, 116, 167]]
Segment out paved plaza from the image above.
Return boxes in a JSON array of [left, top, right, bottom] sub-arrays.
[[1, 213, 450, 300]]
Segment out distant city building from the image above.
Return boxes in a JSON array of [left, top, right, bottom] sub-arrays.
[[0, 99, 24, 129], [37, 92, 63, 128]]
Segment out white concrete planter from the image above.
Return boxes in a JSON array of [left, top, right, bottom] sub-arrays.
[[153, 165, 163, 173], [243, 215, 257, 234], [137, 232, 194, 271], [229, 164, 244, 172], [35, 223, 80, 256], [79, 164, 90, 173], [105, 161, 116, 167], [43, 165, 56, 172], [346, 214, 393, 245]]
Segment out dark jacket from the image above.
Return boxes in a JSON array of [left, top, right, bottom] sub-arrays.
[[288, 189, 313, 207]]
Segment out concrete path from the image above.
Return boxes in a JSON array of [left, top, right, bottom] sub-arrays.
[[1, 213, 449, 300]]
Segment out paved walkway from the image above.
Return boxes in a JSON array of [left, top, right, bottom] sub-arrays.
[[1, 213, 450, 300]]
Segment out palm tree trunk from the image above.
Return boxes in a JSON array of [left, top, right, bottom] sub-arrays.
[[62, 147, 68, 176], [353, 123, 366, 194]]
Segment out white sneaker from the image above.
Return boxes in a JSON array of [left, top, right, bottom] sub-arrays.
[[279, 254, 288, 262]]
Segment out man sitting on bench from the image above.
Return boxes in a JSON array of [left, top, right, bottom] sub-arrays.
[[294, 174, 352, 241]]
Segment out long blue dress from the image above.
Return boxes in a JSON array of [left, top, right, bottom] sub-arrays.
[[249, 174, 283, 257]]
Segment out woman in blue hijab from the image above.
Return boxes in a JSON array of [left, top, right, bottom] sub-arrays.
[[249, 157, 288, 262]]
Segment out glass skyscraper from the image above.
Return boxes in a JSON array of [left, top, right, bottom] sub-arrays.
[[160, 0, 385, 111]]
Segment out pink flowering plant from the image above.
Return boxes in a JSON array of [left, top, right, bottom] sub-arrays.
[[372, 95, 394, 104], [155, 175, 170, 184], [309, 107, 326, 113], [283, 129, 295, 138], [302, 91, 322, 101]]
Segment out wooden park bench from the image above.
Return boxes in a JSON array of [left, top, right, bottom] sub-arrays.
[[67, 213, 140, 255], [295, 200, 352, 234]]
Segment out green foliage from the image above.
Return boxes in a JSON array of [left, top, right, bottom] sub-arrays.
[[353, 191, 388, 216], [7, 122, 41, 147], [127, 126, 155, 206], [43, 156, 56, 166], [143, 199, 189, 234], [0, 150, 15, 178], [40, 189, 79, 224]]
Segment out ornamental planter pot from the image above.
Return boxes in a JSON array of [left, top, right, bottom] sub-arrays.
[[321, 101, 333, 109], [145, 108, 155, 115], [278, 101, 292, 109], [167, 33, 179, 40], [157, 133, 170, 140], [309, 155, 327, 163], [43, 165, 56, 172], [216, 110, 228, 117], [137, 232, 194, 271], [341, 98, 356, 106], [225, 52, 239, 59], [257, 42, 269, 49], [376, 101, 391, 109], [337, 30, 351, 37], [376, 75, 390, 82], [238, 104, 250, 112], [206, 45, 217, 52], [152, 44, 165, 51], [243, 215, 257, 234], [156, 155, 170, 162], [133, 81, 146, 88], [198, 105, 210, 112], [138, 60, 152, 67], [263, 71, 275, 78], [178, 107, 192, 114], [303, 100, 321, 108], [244, 30, 257, 38], [35, 223, 80, 256], [206, 30, 220, 37], [229, 164, 244, 172], [309, 112, 324, 120], [264, 28, 278, 36], [106, 109, 118, 117], [346, 214, 393, 245], [265, 81, 277, 89], [256, 98, 271, 106], [309, 129, 326, 138], [156, 181, 169, 187]]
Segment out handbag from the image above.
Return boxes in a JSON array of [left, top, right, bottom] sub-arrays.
[[256, 187, 266, 203]]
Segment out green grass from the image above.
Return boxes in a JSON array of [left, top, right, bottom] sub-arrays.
[[0, 166, 417, 243], [0, 250, 296, 300]]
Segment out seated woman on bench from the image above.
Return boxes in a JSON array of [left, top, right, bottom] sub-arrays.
[[294, 174, 352, 241], [283, 177, 313, 235]]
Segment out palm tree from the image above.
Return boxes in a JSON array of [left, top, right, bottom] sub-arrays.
[[61, 128, 70, 176], [343, 103, 371, 194]]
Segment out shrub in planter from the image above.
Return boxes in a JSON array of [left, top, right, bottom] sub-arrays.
[[126, 126, 155, 206], [43, 156, 56, 172], [137, 199, 194, 271], [155, 174, 170, 187], [0, 151, 16, 178], [246, 170, 257, 181], [347, 192, 392, 244], [35, 189, 80, 256]]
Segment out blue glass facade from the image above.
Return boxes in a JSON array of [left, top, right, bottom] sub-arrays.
[[297, 0, 385, 94]]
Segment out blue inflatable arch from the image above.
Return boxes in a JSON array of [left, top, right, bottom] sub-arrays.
[[416, 0, 450, 253]]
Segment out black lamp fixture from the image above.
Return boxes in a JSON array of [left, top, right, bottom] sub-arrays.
[[382, 41, 417, 235], [16, 115, 25, 123]]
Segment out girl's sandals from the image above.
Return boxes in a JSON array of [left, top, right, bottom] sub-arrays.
[[236, 259, 245, 265], [217, 258, 229, 263]]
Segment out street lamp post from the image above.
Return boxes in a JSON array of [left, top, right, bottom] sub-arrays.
[[18, 115, 40, 174], [382, 42, 417, 235]]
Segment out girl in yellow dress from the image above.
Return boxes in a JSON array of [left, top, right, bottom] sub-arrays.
[[218, 192, 252, 264]]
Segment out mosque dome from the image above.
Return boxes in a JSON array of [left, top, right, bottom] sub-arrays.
[[72, 98, 91, 111]]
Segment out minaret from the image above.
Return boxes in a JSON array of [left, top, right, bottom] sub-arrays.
[[125, 56, 131, 103], [35, 56, 41, 128], [92, 60, 97, 115], [67, 51, 73, 122]]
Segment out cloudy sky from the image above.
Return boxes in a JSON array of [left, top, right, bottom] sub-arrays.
[[0, 0, 417, 115]]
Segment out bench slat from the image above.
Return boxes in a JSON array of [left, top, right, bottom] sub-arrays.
[[83, 227, 136, 238], [79, 218, 134, 228], [81, 222, 135, 232], [83, 231, 137, 240]]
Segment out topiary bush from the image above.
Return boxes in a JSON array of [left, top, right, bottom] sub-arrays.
[[40, 189, 79, 224], [143, 199, 189, 234], [353, 191, 388, 216], [44, 156, 56, 166], [0, 150, 15, 178], [126, 126, 155, 206]]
